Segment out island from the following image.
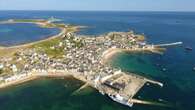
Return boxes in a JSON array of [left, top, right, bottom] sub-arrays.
[[0, 19, 182, 108]]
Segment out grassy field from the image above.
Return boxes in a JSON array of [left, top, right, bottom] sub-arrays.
[[13, 19, 45, 23], [0, 19, 85, 75], [31, 37, 65, 58], [135, 34, 146, 41], [0, 18, 86, 60]]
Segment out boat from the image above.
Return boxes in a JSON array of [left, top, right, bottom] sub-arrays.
[[99, 90, 105, 95], [158, 98, 163, 102], [185, 47, 193, 51], [108, 94, 133, 107], [162, 68, 167, 72], [146, 83, 150, 86], [193, 67, 195, 71]]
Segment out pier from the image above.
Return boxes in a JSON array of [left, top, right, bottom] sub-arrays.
[[66, 69, 165, 107], [130, 99, 170, 107], [154, 42, 183, 47], [57, 69, 165, 107]]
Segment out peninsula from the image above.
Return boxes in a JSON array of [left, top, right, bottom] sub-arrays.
[[0, 19, 181, 108]]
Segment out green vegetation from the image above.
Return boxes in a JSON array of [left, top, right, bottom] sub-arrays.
[[31, 37, 84, 58], [32, 38, 64, 58], [13, 19, 44, 23], [109, 34, 115, 40], [0, 69, 3, 74], [0, 19, 82, 58], [12, 19, 64, 29], [75, 40, 85, 48], [54, 23, 67, 28], [40, 24, 54, 28], [135, 35, 145, 41], [128, 41, 136, 45]]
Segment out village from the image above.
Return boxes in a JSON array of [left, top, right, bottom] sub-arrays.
[[0, 19, 169, 107], [0, 30, 158, 84]]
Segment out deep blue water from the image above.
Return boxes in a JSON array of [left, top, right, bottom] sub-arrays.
[[0, 11, 195, 110], [0, 23, 60, 46]]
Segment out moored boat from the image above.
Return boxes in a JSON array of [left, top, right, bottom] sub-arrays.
[[185, 46, 193, 51], [108, 94, 133, 107]]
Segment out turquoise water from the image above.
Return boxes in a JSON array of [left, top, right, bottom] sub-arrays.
[[0, 11, 195, 110], [0, 77, 176, 110], [0, 78, 133, 110]]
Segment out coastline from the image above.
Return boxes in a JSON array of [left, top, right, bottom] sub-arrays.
[[5, 28, 65, 49], [0, 20, 83, 57], [0, 75, 38, 89], [0, 18, 85, 49], [101, 47, 163, 64], [0, 28, 65, 57], [0, 70, 71, 89], [101, 48, 123, 64]]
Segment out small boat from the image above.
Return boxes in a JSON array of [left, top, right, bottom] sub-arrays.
[[158, 98, 163, 102], [185, 47, 193, 51], [108, 94, 133, 107], [193, 67, 195, 71], [162, 68, 167, 72], [146, 83, 150, 86], [99, 90, 105, 95], [138, 96, 141, 99], [156, 63, 160, 67]]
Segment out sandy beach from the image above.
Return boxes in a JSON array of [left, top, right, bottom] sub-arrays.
[[101, 46, 163, 64], [101, 48, 123, 63]]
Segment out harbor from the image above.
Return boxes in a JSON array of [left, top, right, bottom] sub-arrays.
[[0, 68, 164, 107]]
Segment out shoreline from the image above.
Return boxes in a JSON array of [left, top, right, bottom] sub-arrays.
[[0, 70, 72, 89], [0, 23, 65, 49], [0, 19, 84, 57], [101, 47, 161, 64], [0, 19, 84, 49], [6, 28, 65, 49], [101, 48, 123, 64], [0, 75, 38, 89], [0, 28, 65, 57]]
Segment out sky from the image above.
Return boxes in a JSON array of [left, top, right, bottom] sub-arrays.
[[0, 0, 195, 11]]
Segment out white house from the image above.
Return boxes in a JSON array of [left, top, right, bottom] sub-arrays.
[[0, 64, 4, 69], [11, 64, 18, 72]]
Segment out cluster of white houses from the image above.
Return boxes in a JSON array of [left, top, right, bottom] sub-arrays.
[[0, 31, 151, 87]]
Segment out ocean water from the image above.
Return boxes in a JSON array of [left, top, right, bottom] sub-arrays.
[[0, 21, 60, 46], [0, 11, 195, 110]]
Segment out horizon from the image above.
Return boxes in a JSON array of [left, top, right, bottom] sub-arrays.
[[0, 0, 195, 12], [0, 10, 195, 13]]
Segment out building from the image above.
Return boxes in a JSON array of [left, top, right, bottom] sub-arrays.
[[0, 64, 4, 69]]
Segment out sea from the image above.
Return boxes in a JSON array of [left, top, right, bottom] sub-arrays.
[[0, 11, 195, 110]]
